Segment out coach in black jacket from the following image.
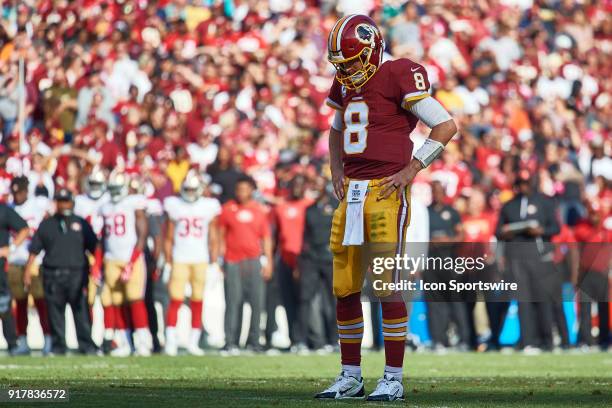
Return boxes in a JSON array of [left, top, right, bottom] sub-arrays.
[[24, 189, 99, 355], [496, 170, 560, 352]]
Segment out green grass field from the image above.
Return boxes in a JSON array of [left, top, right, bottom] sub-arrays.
[[0, 351, 611, 407]]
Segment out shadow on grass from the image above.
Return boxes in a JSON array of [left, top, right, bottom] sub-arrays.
[[3, 378, 610, 407]]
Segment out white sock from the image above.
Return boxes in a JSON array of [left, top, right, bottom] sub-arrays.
[[342, 364, 362, 379], [190, 329, 202, 348], [384, 365, 403, 380], [115, 329, 129, 347], [166, 327, 177, 346], [135, 328, 152, 349]]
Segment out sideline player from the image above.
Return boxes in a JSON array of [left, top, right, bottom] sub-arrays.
[[74, 169, 114, 351], [100, 171, 151, 356], [316, 15, 457, 401], [163, 172, 220, 356], [7, 177, 52, 355]]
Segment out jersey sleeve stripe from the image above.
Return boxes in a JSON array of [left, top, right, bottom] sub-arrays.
[[401, 92, 429, 110], [325, 97, 343, 111]]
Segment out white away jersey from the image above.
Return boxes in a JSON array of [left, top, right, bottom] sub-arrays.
[[9, 196, 51, 265], [74, 193, 110, 237], [100, 194, 147, 262], [164, 196, 221, 264]]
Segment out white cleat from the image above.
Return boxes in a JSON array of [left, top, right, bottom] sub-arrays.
[[314, 371, 365, 400], [186, 344, 205, 356], [110, 344, 132, 357], [366, 374, 404, 402], [164, 343, 178, 356]]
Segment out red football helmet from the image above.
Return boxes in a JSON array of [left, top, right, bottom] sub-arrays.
[[327, 14, 384, 90]]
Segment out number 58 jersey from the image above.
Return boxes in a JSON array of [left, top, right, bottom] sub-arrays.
[[163, 196, 221, 264], [326, 58, 431, 180], [100, 194, 147, 262]]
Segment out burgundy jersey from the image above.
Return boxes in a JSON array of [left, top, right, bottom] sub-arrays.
[[326, 58, 431, 179]]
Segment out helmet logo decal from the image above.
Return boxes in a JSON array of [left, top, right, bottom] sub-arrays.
[[355, 24, 376, 46]]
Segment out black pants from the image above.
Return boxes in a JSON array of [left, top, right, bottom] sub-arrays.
[[578, 271, 610, 349], [42, 268, 97, 354], [0, 258, 17, 350], [424, 267, 470, 346], [277, 257, 299, 345], [224, 259, 263, 347], [145, 250, 161, 352], [511, 259, 555, 349], [294, 256, 337, 348]]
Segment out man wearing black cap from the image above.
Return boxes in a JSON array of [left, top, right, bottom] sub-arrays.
[[0, 195, 29, 354], [24, 188, 99, 355], [496, 170, 560, 353]]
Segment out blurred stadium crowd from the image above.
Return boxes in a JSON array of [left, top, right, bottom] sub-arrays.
[[0, 0, 610, 355]]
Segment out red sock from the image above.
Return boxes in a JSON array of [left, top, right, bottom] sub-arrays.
[[166, 299, 181, 328], [337, 292, 363, 367], [130, 300, 149, 329], [15, 299, 28, 336], [104, 306, 116, 330], [115, 305, 127, 330], [191, 300, 203, 329], [34, 299, 50, 335], [89, 306, 93, 323], [381, 295, 408, 369]]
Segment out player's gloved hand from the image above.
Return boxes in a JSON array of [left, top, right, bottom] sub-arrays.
[[120, 263, 134, 282], [377, 161, 421, 200], [331, 165, 345, 201]]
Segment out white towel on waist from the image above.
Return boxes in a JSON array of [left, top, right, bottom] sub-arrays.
[[342, 180, 370, 246]]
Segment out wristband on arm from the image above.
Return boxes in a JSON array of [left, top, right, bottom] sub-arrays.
[[414, 138, 445, 168]]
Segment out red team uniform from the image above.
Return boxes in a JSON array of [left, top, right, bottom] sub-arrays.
[[317, 14, 453, 401]]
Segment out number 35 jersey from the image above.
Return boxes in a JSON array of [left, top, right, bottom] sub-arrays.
[[100, 194, 147, 262], [326, 58, 431, 180], [163, 196, 221, 264]]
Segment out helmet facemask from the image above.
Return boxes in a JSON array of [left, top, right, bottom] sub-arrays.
[[180, 173, 203, 203], [87, 181, 105, 200], [108, 184, 127, 203], [329, 46, 378, 90]]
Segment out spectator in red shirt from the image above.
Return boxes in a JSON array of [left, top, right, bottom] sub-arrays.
[[272, 175, 313, 348], [218, 175, 272, 353], [574, 204, 611, 350]]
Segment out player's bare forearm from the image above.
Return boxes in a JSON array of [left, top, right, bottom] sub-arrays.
[[164, 220, 175, 263], [13, 227, 30, 248], [426, 118, 457, 148], [134, 210, 148, 251], [378, 118, 457, 200], [329, 127, 345, 200], [208, 217, 220, 263]]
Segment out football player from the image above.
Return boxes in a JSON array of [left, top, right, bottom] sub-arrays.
[[163, 172, 220, 356], [74, 169, 114, 352], [7, 177, 52, 355], [99, 171, 151, 356], [316, 15, 457, 401]]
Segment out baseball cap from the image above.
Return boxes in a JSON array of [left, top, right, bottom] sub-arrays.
[[54, 188, 74, 202]]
